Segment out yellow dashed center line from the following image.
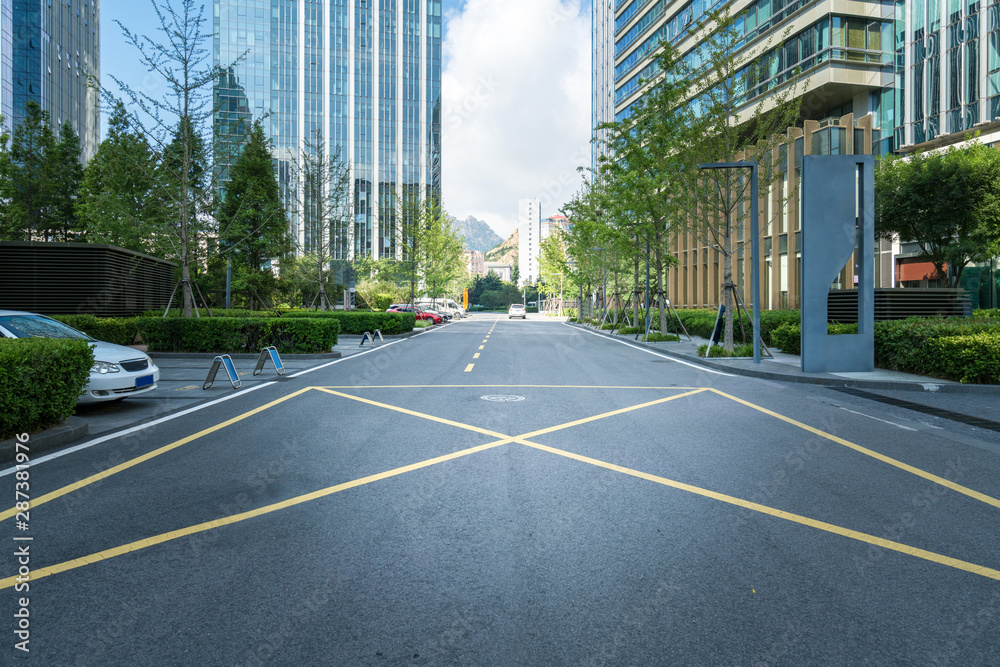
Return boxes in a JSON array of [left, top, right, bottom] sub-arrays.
[[473, 353, 480, 359], [478, 345, 484, 350], [464, 364, 475, 372]]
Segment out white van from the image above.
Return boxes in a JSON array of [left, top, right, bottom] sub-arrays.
[[417, 298, 464, 318]]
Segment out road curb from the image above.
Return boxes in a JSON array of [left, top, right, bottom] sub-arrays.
[[0, 417, 89, 463], [567, 322, 1000, 395]]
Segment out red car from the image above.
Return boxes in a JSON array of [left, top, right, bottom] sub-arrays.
[[387, 305, 442, 324]]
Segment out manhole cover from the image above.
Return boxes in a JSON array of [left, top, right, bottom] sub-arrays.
[[480, 395, 525, 402]]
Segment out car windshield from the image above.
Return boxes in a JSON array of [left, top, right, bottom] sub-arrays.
[[0, 315, 92, 340]]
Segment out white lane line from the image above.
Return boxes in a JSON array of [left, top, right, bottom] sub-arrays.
[[3, 325, 447, 475], [837, 406, 918, 431], [289, 340, 403, 378], [0, 381, 277, 476], [289, 322, 448, 378], [566, 323, 734, 377]]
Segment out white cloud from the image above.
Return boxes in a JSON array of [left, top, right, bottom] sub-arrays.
[[441, 0, 592, 239]]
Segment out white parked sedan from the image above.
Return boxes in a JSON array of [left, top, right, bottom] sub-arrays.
[[0, 310, 160, 403]]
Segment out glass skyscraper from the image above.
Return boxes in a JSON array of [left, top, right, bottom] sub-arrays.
[[214, 0, 442, 262], [4, 0, 99, 160]]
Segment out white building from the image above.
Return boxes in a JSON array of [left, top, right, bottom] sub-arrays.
[[517, 198, 541, 286]]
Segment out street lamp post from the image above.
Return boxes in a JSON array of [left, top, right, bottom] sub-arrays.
[[698, 161, 761, 364]]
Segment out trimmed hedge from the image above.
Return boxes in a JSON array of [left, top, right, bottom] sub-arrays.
[[150, 308, 416, 335], [0, 338, 94, 440], [135, 317, 339, 354], [769, 323, 859, 355], [769, 317, 1000, 383], [275, 310, 415, 334], [873, 317, 1000, 377], [667, 308, 801, 347], [50, 314, 139, 346], [927, 333, 1000, 383]]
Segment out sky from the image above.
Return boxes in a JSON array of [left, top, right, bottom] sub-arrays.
[[100, 0, 593, 239]]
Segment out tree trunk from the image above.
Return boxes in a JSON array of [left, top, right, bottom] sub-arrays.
[[181, 210, 193, 318], [633, 252, 640, 327], [723, 209, 734, 351], [656, 230, 667, 334], [613, 267, 620, 323]]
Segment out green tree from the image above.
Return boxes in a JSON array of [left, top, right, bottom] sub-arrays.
[[78, 103, 165, 253], [875, 142, 1000, 285], [594, 42, 691, 332], [538, 230, 570, 309], [50, 122, 85, 241], [288, 134, 353, 309], [562, 178, 618, 320], [218, 122, 289, 272], [671, 8, 802, 349], [420, 209, 466, 298], [0, 101, 58, 241], [216, 122, 289, 308], [109, 0, 243, 316]]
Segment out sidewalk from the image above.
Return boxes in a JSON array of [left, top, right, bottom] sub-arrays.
[[570, 323, 1000, 395]]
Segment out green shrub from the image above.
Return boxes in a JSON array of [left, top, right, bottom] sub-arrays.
[[667, 308, 800, 346], [413, 320, 432, 329], [0, 338, 94, 440], [563, 308, 578, 318], [619, 326, 641, 334], [135, 317, 339, 354], [874, 317, 1000, 377], [600, 323, 616, 330], [767, 322, 858, 355], [972, 309, 1000, 319], [927, 333, 1000, 383], [771, 323, 802, 354], [643, 332, 680, 342], [50, 315, 139, 346]]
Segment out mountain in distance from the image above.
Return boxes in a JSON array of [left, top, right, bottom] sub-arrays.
[[484, 227, 518, 266], [453, 215, 503, 255]]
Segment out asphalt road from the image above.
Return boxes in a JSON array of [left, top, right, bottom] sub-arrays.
[[4, 314, 999, 665]]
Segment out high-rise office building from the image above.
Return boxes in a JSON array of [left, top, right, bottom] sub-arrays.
[[596, 0, 899, 309], [902, 0, 999, 150], [517, 197, 540, 286], [1, 0, 11, 123], [4, 0, 99, 160], [214, 0, 442, 262], [605, 0, 897, 153], [592, 0, 615, 170]]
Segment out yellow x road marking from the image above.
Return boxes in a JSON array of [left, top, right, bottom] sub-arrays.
[[2, 385, 998, 590]]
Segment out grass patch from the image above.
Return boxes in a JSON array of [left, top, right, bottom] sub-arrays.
[[413, 320, 432, 328]]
